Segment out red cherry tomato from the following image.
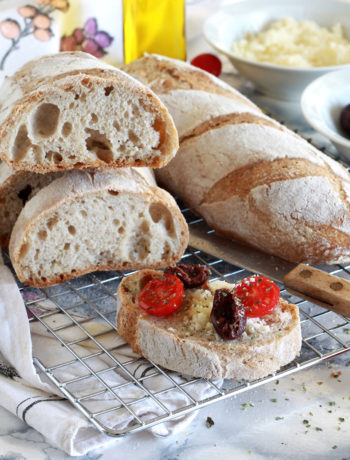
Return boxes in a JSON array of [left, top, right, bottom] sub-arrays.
[[138, 274, 184, 316], [234, 275, 280, 318], [190, 53, 222, 77]]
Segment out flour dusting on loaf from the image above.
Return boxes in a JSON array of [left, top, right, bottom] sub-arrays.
[[124, 54, 350, 264]]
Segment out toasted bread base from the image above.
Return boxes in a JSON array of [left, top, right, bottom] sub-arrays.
[[116, 269, 301, 380]]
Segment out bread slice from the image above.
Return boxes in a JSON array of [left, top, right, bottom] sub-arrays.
[[9, 170, 188, 287], [116, 269, 302, 380], [0, 162, 64, 246], [0, 52, 178, 173]]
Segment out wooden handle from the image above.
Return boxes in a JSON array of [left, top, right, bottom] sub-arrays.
[[283, 264, 350, 317]]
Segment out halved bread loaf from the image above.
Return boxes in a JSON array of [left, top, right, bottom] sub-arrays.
[[116, 269, 301, 380], [0, 162, 156, 247], [0, 162, 63, 246], [124, 54, 350, 264], [9, 170, 188, 287], [0, 52, 178, 173]]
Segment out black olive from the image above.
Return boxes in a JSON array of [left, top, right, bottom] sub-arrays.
[[165, 264, 211, 288], [340, 104, 350, 136], [210, 288, 246, 340]]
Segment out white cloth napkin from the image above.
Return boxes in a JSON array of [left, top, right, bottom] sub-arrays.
[[0, 254, 221, 456]]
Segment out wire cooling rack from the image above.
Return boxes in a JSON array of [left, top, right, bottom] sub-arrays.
[[2, 112, 350, 436], [3, 201, 350, 437]]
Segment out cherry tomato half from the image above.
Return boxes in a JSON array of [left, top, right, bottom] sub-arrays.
[[138, 274, 184, 316], [234, 275, 280, 318], [190, 53, 222, 77]]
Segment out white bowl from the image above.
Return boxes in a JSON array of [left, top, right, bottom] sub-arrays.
[[301, 68, 350, 161], [203, 0, 350, 101]]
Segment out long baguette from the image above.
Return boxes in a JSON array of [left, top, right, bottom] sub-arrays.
[[123, 55, 350, 264]]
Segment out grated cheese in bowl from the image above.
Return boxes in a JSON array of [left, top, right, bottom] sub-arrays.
[[231, 17, 350, 68]]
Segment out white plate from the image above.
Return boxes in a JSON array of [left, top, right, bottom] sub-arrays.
[[301, 68, 350, 161]]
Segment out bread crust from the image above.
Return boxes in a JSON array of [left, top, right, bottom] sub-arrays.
[[116, 269, 301, 380], [9, 170, 188, 287]]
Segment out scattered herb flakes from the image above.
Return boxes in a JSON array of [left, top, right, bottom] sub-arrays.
[[275, 416, 284, 421], [303, 419, 309, 425], [206, 416, 214, 428], [248, 450, 252, 455], [336, 426, 341, 431], [332, 445, 338, 450], [343, 328, 350, 334], [241, 402, 254, 409], [270, 398, 278, 403], [309, 412, 313, 416], [275, 379, 280, 385], [329, 401, 336, 406], [328, 410, 333, 414], [317, 381, 323, 385], [346, 361, 350, 367], [315, 427, 323, 431], [338, 417, 345, 423], [302, 383, 307, 392]]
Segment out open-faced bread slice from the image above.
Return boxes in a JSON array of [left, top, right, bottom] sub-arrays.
[[0, 52, 178, 173], [116, 269, 301, 380], [9, 170, 188, 287]]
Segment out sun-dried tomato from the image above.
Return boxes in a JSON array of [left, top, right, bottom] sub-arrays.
[[210, 288, 246, 340], [165, 264, 211, 288]]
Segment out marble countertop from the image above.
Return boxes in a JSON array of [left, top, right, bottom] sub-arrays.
[[1, 1, 350, 459], [1, 352, 349, 459]]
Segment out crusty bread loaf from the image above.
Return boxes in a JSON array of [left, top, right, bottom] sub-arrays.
[[0, 162, 156, 247], [9, 169, 188, 287], [0, 162, 64, 246], [116, 269, 301, 380], [0, 52, 178, 173], [124, 54, 350, 265]]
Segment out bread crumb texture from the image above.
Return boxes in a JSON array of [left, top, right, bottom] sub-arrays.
[[10, 171, 188, 286], [0, 52, 177, 172]]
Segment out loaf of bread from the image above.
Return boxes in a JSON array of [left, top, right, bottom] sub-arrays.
[[0, 52, 178, 173], [124, 55, 350, 265], [9, 169, 188, 287], [116, 269, 301, 380], [0, 161, 157, 247]]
